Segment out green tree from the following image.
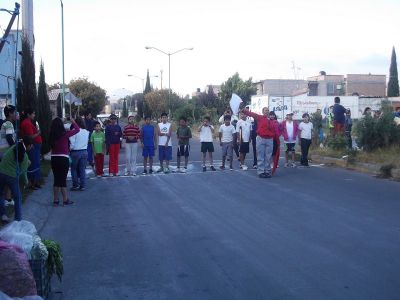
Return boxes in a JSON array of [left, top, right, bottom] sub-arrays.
[[37, 61, 52, 154], [132, 93, 144, 118], [144, 90, 181, 119], [144, 70, 152, 94], [122, 99, 128, 117], [388, 47, 399, 97], [219, 73, 256, 114], [68, 78, 106, 116], [18, 36, 37, 112]]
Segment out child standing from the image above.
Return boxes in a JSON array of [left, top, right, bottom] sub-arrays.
[[90, 121, 106, 177], [176, 117, 192, 173], [157, 113, 172, 174], [123, 116, 141, 176], [219, 115, 236, 170], [236, 112, 251, 170], [199, 117, 216, 172], [141, 116, 156, 175], [105, 114, 122, 176], [298, 113, 313, 167], [280, 112, 298, 167]]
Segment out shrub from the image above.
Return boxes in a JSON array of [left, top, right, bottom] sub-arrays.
[[356, 101, 400, 151], [326, 134, 347, 150]]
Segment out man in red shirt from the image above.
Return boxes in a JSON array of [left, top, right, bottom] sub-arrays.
[[242, 107, 279, 178], [20, 108, 42, 189]]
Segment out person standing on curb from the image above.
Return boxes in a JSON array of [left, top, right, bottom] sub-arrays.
[[105, 114, 122, 176], [242, 107, 279, 178], [123, 116, 141, 176], [20, 108, 42, 190], [332, 96, 346, 135], [298, 113, 313, 167]]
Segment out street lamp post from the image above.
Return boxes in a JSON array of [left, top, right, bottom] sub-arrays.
[[60, 0, 66, 118], [145, 46, 193, 113]]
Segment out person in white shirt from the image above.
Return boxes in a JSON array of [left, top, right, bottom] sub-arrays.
[[218, 115, 236, 170], [280, 111, 299, 168], [198, 116, 216, 172], [157, 112, 172, 174], [69, 117, 90, 190], [236, 112, 252, 170], [298, 113, 313, 167]]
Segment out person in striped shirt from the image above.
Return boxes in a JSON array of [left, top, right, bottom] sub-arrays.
[[123, 116, 141, 176]]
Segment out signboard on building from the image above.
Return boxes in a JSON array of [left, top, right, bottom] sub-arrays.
[[269, 96, 291, 121]]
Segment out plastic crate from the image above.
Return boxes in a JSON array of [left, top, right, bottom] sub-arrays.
[[29, 259, 51, 299]]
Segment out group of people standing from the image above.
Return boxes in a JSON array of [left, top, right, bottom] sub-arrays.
[[0, 106, 43, 222]]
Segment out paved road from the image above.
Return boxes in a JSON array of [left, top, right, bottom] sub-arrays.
[[37, 138, 400, 300]]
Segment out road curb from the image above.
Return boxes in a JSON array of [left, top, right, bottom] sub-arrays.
[[310, 154, 400, 180]]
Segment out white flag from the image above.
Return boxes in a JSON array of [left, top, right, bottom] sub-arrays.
[[230, 93, 243, 116]]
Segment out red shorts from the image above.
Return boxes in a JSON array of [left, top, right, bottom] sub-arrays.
[[333, 122, 344, 133]]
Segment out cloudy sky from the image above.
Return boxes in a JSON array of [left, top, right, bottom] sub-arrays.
[[2, 0, 400, 100]]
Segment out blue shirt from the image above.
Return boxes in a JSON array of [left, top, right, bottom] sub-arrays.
[[105, 124, 122, 145], [333, 104, 346, 124], [142, 124, 155, 147]]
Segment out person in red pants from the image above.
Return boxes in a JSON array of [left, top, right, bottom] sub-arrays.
[[105, 114, 122, 176]]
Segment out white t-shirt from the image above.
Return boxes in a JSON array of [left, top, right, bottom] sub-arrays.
[[236, 119, 251, 143], [299, 122, 313, 139], [219, 124, 235, 143], [69, 129, 89, 150], [199, 125, 214, 142], [0, 120, 15, 149], [285, 121, 295, 143], [158, 122, 172, 146]]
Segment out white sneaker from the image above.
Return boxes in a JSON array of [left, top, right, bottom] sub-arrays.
[[284, 163, 290, 168], [241, 165, 248, 170], [181, 168, 187, 173], [125, 172, 131, 176], [132, 172, 136, 176], [1, 214, 10, 222]]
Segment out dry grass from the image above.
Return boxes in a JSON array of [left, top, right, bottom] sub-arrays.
[[311, 145, 400, 167]]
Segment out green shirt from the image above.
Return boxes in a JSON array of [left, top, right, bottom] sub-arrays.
[[90, 131, 106, 154], [0, 145, 29, 182], [177, 126, 192, 146]]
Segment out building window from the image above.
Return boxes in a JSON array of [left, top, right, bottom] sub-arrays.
[[327, 82, 335, 95], [308, 82, 318, 96]]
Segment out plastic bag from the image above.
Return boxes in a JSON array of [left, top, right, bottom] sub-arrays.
[[30, 236, 48, 260], [0, 221, 38, 259]]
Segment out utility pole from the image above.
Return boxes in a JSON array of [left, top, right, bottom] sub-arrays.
[[160, 70, 163, 89], [0, 3, 20, 53]]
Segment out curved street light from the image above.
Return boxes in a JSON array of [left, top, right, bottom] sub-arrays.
[[145, 46, 193, 111]]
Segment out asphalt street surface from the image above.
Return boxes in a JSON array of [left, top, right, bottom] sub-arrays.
[[39, 134, 400, 300]]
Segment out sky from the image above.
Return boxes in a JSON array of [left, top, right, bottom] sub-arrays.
[[1, 0, 400, 101]]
